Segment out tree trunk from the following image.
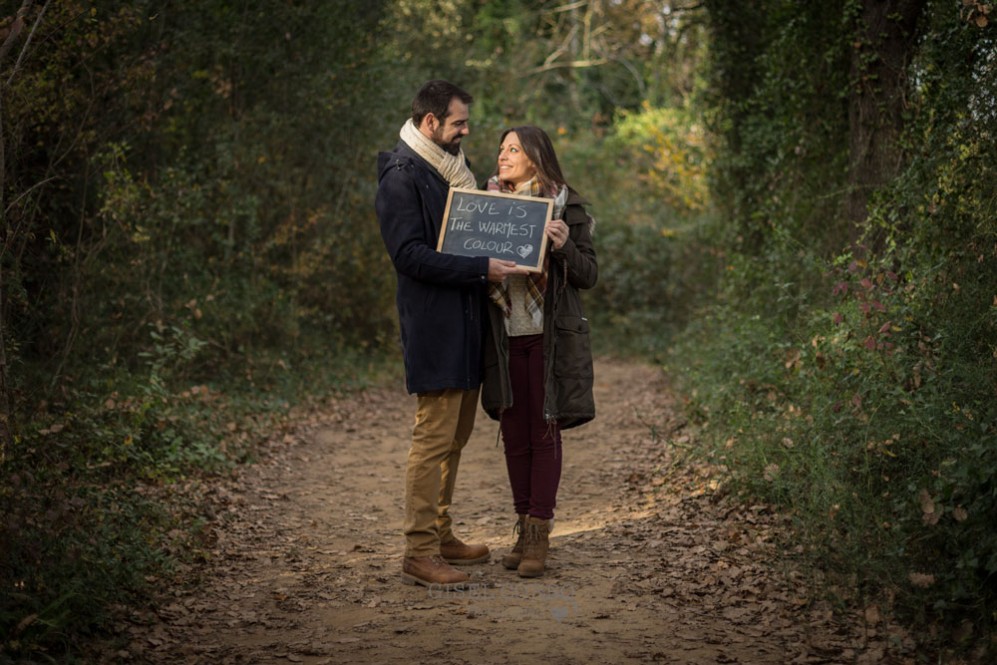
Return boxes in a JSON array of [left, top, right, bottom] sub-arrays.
[[0, 2, 37, 454], [846, 0, 927, 233]]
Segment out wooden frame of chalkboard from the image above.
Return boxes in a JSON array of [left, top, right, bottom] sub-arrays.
[[437, 187, 553, 273]]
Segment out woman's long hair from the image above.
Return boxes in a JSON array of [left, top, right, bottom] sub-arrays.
[[496, 125, 568, 195]]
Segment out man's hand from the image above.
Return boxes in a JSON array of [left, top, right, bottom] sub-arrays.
[[487, 259, 526, 283]]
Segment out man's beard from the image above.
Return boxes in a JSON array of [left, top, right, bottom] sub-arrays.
[[432, 128, 461, 155]]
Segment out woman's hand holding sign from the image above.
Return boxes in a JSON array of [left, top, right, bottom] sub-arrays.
[[546, 218, 568, 250]]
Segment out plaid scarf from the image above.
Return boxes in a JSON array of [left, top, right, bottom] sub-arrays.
[[486, 176, 567, 326]]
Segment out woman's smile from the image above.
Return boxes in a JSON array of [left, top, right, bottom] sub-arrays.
[[497, 131, 537, 187]]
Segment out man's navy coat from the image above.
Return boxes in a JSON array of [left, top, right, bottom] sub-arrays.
[[376, 142, 489, 394]]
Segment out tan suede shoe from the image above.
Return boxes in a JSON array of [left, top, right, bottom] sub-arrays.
[[440, 536, 490, 565], [401, 555, 470, 588]]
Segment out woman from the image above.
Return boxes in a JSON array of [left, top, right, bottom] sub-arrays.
[[480, 126, 597, 578]]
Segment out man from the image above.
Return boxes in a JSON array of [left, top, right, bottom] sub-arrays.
[[375, 80, 524, 588]]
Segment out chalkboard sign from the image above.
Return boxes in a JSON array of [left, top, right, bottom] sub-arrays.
[[437, 187, 553, 273]]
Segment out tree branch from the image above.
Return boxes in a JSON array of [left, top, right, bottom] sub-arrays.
[[668, 2, 706, 12], [530, 58, 609, 74], [6, 0, 49, 87], [0, 1, 30, 66], [549, 0, 589, 14]]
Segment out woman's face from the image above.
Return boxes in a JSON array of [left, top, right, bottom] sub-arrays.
[[497, 132, 536, 187]]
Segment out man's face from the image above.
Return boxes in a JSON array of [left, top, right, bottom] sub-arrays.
[[431, 98, 470, 155]]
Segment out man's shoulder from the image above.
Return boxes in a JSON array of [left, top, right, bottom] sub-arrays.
[[378, 143, 434, 180], [378, 142, 412, 175], [378, 143, 449, 195]]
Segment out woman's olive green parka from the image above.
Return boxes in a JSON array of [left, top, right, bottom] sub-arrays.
[[480, 187, 597, 430]]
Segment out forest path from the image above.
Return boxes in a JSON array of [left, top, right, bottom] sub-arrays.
[[123, 357, 909, 664]]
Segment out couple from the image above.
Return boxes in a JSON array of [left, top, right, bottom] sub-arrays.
[[375, 80, 597, 588]]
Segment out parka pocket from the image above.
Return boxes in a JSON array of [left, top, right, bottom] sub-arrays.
[[553, 315, 593, 379]]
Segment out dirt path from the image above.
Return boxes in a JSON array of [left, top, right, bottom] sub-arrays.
[[117, 357, 916, 664]]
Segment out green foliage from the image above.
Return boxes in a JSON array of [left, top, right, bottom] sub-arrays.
[[676, 0, 997, 654], [703, 0, 852, 254], [2, 1, 396, 658], [0, 338, 390, 659], [587, 216, 720, 360], [3, 1, 390, 405], [1, 478, 173, 659], [614, 102, 711, 215], [859, 6, 997, 618]]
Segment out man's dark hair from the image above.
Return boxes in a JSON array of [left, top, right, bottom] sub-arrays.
[[411, 80, 473, 125]]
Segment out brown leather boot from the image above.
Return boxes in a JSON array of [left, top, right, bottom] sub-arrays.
[[440, 536, 490, 565], [500, 514, 528, 570], [517, 516, 550, 578], [401, 555, 470, 588]]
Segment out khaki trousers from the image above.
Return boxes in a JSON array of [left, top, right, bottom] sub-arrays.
[[403, 387, 479, 558]]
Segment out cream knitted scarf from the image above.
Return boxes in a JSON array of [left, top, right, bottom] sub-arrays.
[[399, 119, 477, 189]]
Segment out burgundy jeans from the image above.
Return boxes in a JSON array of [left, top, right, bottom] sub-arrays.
[[500, 334, 562, 520]]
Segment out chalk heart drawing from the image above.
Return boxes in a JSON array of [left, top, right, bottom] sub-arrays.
[[516, 244, 533, 259]]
